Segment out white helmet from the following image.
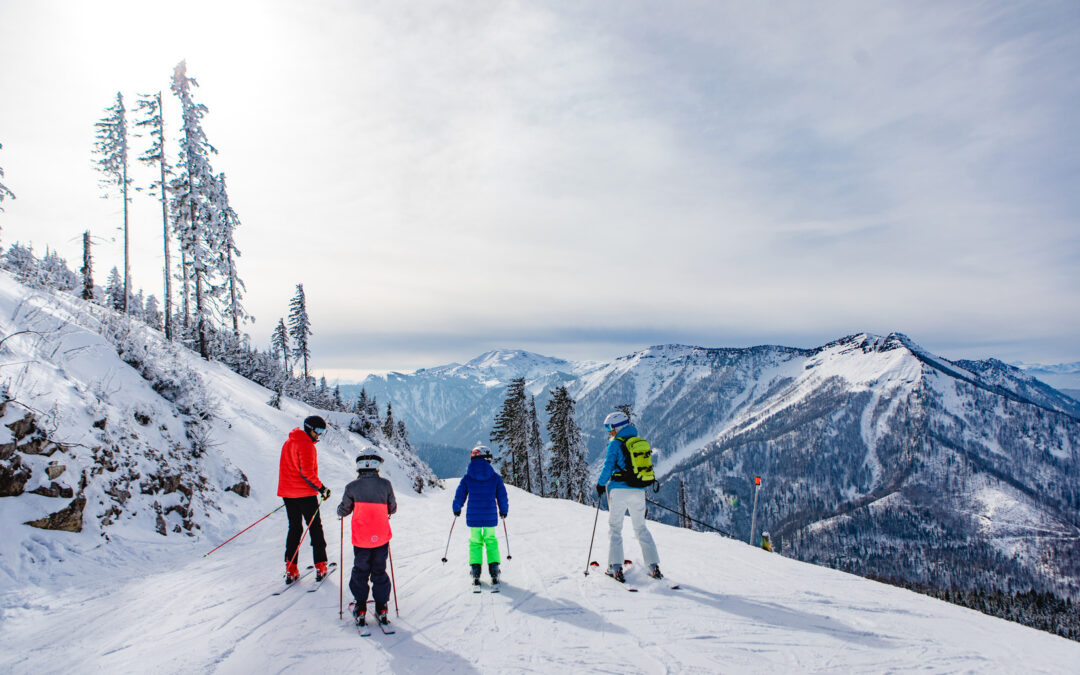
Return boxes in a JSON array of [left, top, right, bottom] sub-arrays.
[[356, 451, 384, 471], [603, 411, 630, 431]]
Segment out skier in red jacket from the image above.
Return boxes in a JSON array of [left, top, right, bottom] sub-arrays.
[[277, 415, 331, 583]]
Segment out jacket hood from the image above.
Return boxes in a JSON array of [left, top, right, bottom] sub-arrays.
[[615, 424, 638, 440], [466, 457, 498, 480], [289, 427, 314, 444]]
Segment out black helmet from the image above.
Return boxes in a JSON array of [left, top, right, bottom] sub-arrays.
[[303, 415, 327, 435]]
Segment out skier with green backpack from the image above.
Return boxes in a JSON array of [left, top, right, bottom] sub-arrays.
[[595, 411, 662, 582]]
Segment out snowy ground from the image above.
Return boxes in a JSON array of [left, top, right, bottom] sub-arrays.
[[1, 276, 1079, 673], [3, 482, 1079, 673]]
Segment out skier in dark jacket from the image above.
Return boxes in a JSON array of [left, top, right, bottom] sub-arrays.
[[337, 450, 397, 626], [452, 445, 509, 585], [277, 415, 331, 583]]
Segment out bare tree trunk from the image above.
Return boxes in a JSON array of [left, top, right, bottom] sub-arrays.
[[159, 93, 173, 340], [122, 159, 130, 314]]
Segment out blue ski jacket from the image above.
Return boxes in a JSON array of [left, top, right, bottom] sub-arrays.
[[597, 424, 645, 490], [453, 458, 509, 527]]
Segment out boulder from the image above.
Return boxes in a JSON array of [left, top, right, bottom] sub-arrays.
[[25, 495, 85, 532]]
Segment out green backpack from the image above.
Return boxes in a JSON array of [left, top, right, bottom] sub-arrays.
[[617, 436, 656, 488]]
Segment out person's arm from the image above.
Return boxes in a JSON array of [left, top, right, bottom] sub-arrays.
[[496, 477, 508, 517], [452, 477, 469, 515], [596, 439, 619, 486], [336, 483, 354, 518], [297, 442, 323, 491], [386, 482, 397, 516]]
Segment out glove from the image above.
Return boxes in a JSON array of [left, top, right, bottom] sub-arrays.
[[319, 486, 331, 500], [500, 513, 507, 519], [596, 484, 605, 496], [453, 511, 461, 517]]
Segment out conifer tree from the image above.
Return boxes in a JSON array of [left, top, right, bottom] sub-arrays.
[[81, 231, 94, 300], [211, 173, 248, 334], [287, 283, 312, 380], [170, 60, 220, 357], [527, 395, 546, 497], [105, 267, 124, 310], [271, 317, 290, 377], [93, 93, 131, 313], [0, 142, 14, 217], [491, 377, 531, 491], [545, 386, 588, 502], [332, 384, 343, 411], [134, 91, 174, 339], [383, 401, 396, 440]]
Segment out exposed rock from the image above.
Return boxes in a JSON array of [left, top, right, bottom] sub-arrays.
[[0, 456, 31, 497], [46, 463, 65, 479], [134, 411, 152, 426], [24, 495, 85, 532], [6, 413, 38, 439], [30, 482, 74, 498], [92, 418, 107, 430], [0, 441, 15, 461], [225, 479, 251, 498]]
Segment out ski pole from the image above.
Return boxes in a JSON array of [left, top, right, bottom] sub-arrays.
[[584, 492, 603, 575], [286, 493, 330, 570], [388, 545, 399, 617], [502, 518, 512, 560], [339, 516, 344, 620], [203, 503, 284, 557], [441, 515, 457, 563]]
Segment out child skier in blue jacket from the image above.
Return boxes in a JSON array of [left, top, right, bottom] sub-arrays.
[[452, 445, 509, 585]]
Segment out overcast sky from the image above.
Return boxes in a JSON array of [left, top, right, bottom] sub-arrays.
[[1, 0, 1077, 382]]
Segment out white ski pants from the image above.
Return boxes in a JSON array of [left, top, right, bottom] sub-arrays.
[[606, 487, 659, 569]]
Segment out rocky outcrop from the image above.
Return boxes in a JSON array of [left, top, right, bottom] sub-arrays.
[[25, 495, 86, 532]]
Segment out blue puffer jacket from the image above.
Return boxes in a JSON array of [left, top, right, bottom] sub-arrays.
[[453, 458, 509, 527], [597, 424, 644, 490]]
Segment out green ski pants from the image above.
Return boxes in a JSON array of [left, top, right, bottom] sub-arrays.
[[468, 526, 501, 565]]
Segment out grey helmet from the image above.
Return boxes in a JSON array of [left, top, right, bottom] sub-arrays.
[[356, 451, 384, 471]]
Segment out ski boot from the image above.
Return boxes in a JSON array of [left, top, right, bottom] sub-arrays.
[[375, 602, 389, 625], [352, 604, 366, 627], [315, 561, 329, 582], [284, 561, 300, 584], [489, 562, 501, 585], [470, 563, 482, 587], [606, 564, 625, 583], [649, 564, 663, 580]]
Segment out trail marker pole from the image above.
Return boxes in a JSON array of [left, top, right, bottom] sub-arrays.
[[749, 476, 761, 545]]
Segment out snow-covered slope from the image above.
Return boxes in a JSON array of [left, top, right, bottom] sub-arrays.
[[1, 273, 1078, 671]]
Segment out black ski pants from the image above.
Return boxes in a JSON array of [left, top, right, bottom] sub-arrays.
[[350, 543, 391, 608], [283, 496, 327, 565]]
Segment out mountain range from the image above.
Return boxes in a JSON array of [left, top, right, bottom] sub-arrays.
[[347, 336, 1080, 602]]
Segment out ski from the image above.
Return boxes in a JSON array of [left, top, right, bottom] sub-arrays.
[[472, 578, 482, 593], [490, 581, 501, 593], [307, 562, 338, 592], [348, 603, 372, 636], [622, 559, 678, 589], [376, 616, 396, 635], [272, 567, 315, 595], [603, 570, 638, 592]]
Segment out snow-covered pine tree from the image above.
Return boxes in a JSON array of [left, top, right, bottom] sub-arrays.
[[93, 93, 132, 313], [527, 395, 546, 497], [144, 294, 163, 330], [491, 377, 531, 492], [545, 385, 588, 502], [332, 384, 343, 411], [105, 267, 124, 311], [134, 91, 175, 340], [396, 419, 411, 450], [287, 283, 312, 381], [170, 60, 220, 358], [383, 401, 396, 440], [81, 231, 94, 300], [271, 317, 290, 377], [209, 173, 248, 335], [0, 142, 14, 218]]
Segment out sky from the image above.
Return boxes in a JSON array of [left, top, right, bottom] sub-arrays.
[[1, 0, 1078, 382]]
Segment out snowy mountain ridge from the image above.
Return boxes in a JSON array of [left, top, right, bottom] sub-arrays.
[[1, 271, 1079, 670]]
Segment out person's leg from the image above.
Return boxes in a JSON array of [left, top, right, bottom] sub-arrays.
[[606, 489, 628, 570], [283, 498, 303, 565], [625, 489, 659, 568], [299, 496, 328, 565], [481, 527, 501, 564], [369, 544, 391, 606], [350, 546, 374, 608], [468, 527, 484, 579]]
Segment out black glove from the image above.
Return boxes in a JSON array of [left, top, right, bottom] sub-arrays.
[[453, 511, 461, 517], [319, 487, 331, 500], [596, 484, 605, 496], [500, 513, 507, 519]]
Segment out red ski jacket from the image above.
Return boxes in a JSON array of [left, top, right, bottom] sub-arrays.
[[276, 428, 324, 498]]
